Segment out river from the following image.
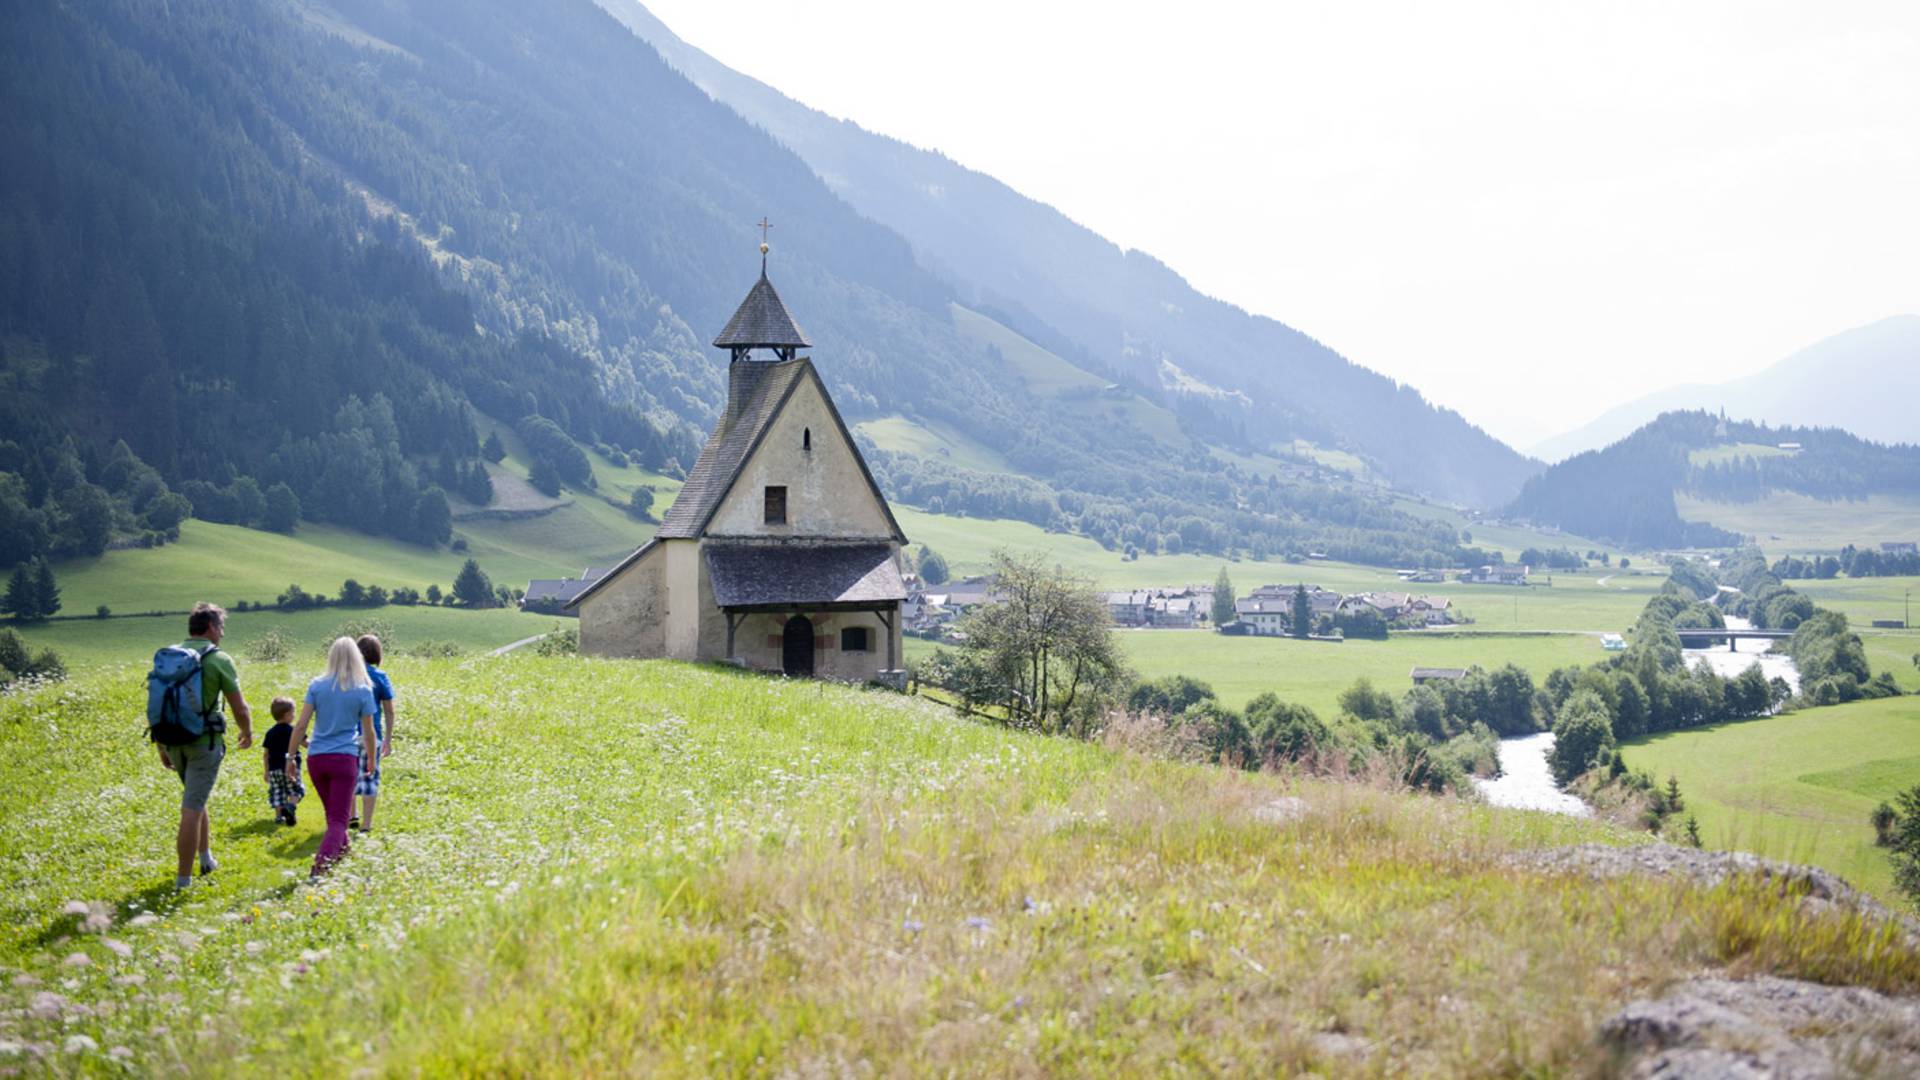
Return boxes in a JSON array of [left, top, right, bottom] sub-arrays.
[[1472, 731, 1590, 816], [1473, 617, 1801, 817], [1681, 616, 1800, 694]]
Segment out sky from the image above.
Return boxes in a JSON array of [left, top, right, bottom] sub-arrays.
[[639, 1, 1920, 450]]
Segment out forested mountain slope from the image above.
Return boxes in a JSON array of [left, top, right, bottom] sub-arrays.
[[599, 0, 1539, 508], [0, 0, 1508, 569], [1506, 410, 1920, 549], [1531, 315, 1920, 462]]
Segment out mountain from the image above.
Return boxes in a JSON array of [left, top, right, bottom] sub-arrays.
[[598, 1, 1538, 509], [1506, 410, 1920, 549], [0, 0, 1493, 571], [1530, 316, 1920, 463]]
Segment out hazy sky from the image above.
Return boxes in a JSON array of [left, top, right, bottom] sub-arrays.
[[640, 1, 1920, 449]]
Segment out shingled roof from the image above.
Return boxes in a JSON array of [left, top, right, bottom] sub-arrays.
[[704, 543, 906, 609], [713, 273, 810, 349], [655, 359, 807, 539]]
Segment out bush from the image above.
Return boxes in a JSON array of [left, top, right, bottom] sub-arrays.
[[534, 625, 579, 657], [333, 618, 396, 650], [1886, 785, 1920, 907], [244, 629, 296, 663], [403, 640, 466, 659], [1872, 802, 1898, 847], [0, 629, 64, 686], [95, 604, 110, 619]]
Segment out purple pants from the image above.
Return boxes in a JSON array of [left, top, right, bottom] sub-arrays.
[[307, 753, 360, 874]]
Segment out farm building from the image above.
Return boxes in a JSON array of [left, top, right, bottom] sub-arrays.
[[1460, 564, 1529, 586], [1410, 667, 1468, 685], [568, 252, 907, 684]]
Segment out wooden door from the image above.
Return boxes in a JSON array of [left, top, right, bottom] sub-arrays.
[[782, 615, 814, 677]]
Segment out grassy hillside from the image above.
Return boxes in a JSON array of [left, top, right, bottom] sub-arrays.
[[1620, 697, 1920, 900], [950, 304, 1188, 447], [854, 414, 1011, 473], [3, 658, 1913, 1074], [1678, 491, 1920, 552], [9, 605, 556, 669]]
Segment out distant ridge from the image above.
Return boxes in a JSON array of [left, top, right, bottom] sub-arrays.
[[1531, 315, 1920, 462]]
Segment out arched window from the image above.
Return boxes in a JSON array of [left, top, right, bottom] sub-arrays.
[[803, 427, 811, 451]]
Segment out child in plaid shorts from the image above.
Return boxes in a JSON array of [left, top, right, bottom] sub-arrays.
[[262, 696, 305, 826]]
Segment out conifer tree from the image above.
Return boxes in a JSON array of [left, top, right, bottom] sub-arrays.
[[452, 559, 495, 608], [1211, 567, 1235, 627], [1290, 584, 1311, 639], [481, 431, 507, 463], [2, 564, 35, 621], [31, 559, 59, 620]]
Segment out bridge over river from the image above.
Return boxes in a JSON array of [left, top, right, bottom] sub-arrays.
[[1674, 627, 1793, 651]]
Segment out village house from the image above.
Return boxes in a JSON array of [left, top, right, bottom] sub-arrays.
[[1410, 666, 1467, 686], [1460, 564, 1529, 586], [568, 250, 908, 684], [1104, 590, 1153, 627], [522, 567, 609, 613], [1233, 596, 1292, 636], [1409, 595, 1453, 625]]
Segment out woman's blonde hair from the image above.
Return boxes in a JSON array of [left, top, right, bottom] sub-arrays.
[[324, 636, 372, 692]]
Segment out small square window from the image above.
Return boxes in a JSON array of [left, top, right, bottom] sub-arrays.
[[764, 485, 787, 525], [840, 626, 871, 652]]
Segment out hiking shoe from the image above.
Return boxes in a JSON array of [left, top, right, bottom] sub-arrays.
[[348, 816, 360, 831]]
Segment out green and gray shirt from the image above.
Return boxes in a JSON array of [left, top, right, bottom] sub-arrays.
[[179, 637, 239, 736]]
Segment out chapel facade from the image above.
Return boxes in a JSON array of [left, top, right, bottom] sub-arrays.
[[567, 252, 908, 684]]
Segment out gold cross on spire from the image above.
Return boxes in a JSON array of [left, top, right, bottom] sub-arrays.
[[756, 216, 773, 273]]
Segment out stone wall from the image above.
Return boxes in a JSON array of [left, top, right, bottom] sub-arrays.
[[577, 543, 666, 658]]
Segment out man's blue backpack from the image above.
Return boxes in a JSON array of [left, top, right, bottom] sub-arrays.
[[146, 644, 223, 746]]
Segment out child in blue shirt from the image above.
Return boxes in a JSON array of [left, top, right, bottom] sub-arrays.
[[352, 635, 397, 832]]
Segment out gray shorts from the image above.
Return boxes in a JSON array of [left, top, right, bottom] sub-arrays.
[[163, 736, 226, 812]]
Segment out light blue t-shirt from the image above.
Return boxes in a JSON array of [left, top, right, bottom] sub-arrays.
[[304, 675, 377, 757]]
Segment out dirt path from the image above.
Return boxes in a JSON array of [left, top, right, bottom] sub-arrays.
[[489, 634, 549, 657]]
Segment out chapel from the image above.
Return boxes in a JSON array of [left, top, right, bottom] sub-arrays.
[[568, 245, 908, 683]]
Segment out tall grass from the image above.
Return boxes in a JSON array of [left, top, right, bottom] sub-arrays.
[[1, 658, 1913, 1075]]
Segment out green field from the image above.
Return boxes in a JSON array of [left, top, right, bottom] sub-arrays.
[[1619, 697, 1920, 901], [1115, 631, 1602, 715], [908, 630, 1605, 716], [1678, 491, 1920, 552], [3, 657, 1912, 1074], [1788, 573, 1920, 628]]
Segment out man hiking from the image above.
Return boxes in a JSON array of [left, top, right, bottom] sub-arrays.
[[155, 602, 253, 889]]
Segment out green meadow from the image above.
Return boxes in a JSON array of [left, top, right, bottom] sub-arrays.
[[3, 659, 1913, 1075], [1678, 490, 1920, 552], [1116, 632, 1602, 716], [1619, 697, 1920, 901], [907, 630, 1605, 717]]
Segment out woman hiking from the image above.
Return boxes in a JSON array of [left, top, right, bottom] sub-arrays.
[[287, 637, 377, 876]]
